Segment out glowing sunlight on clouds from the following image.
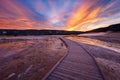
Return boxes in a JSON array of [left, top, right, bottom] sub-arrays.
[[0, 0, 120, 31]]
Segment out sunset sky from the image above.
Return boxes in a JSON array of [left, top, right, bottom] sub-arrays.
[[0, 0, 120, 31]]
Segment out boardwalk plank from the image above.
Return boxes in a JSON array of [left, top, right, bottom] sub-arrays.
[[45, 38, 103, 80]]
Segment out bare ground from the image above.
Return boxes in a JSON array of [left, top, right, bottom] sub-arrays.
[[0, 36, 67, 80], [1, 34, 120, 80], [66, 35, 120, 80]]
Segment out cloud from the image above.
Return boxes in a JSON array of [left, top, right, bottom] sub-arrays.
[[66, 0, 120, 31], [0, 0, 120, 31]]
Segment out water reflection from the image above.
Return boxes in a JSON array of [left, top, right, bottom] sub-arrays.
[[66, 36, 120, 53]]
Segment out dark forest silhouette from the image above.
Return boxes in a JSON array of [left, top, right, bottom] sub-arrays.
[[0, 24, 119, 36]]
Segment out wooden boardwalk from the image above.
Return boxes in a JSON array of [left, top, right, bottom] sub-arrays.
[[45, 38, 104, 80]]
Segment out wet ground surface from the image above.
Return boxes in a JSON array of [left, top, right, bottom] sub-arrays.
[[0, 34, 120, 80], [66, 34, 120, 80], [0, 36, 67, 80]]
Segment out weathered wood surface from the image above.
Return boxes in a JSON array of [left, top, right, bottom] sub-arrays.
[[45, 38, 104, 80]]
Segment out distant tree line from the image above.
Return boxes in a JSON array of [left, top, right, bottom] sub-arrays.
[[0, 30, 82, 36], [0, 24, 119, 36]]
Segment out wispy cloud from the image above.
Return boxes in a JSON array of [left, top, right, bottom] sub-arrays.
[[0, 0, 120, 31]]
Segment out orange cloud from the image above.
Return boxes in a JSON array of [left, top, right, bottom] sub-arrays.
[[0, 0, 120, 31], [65, 0, 102, 31]]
